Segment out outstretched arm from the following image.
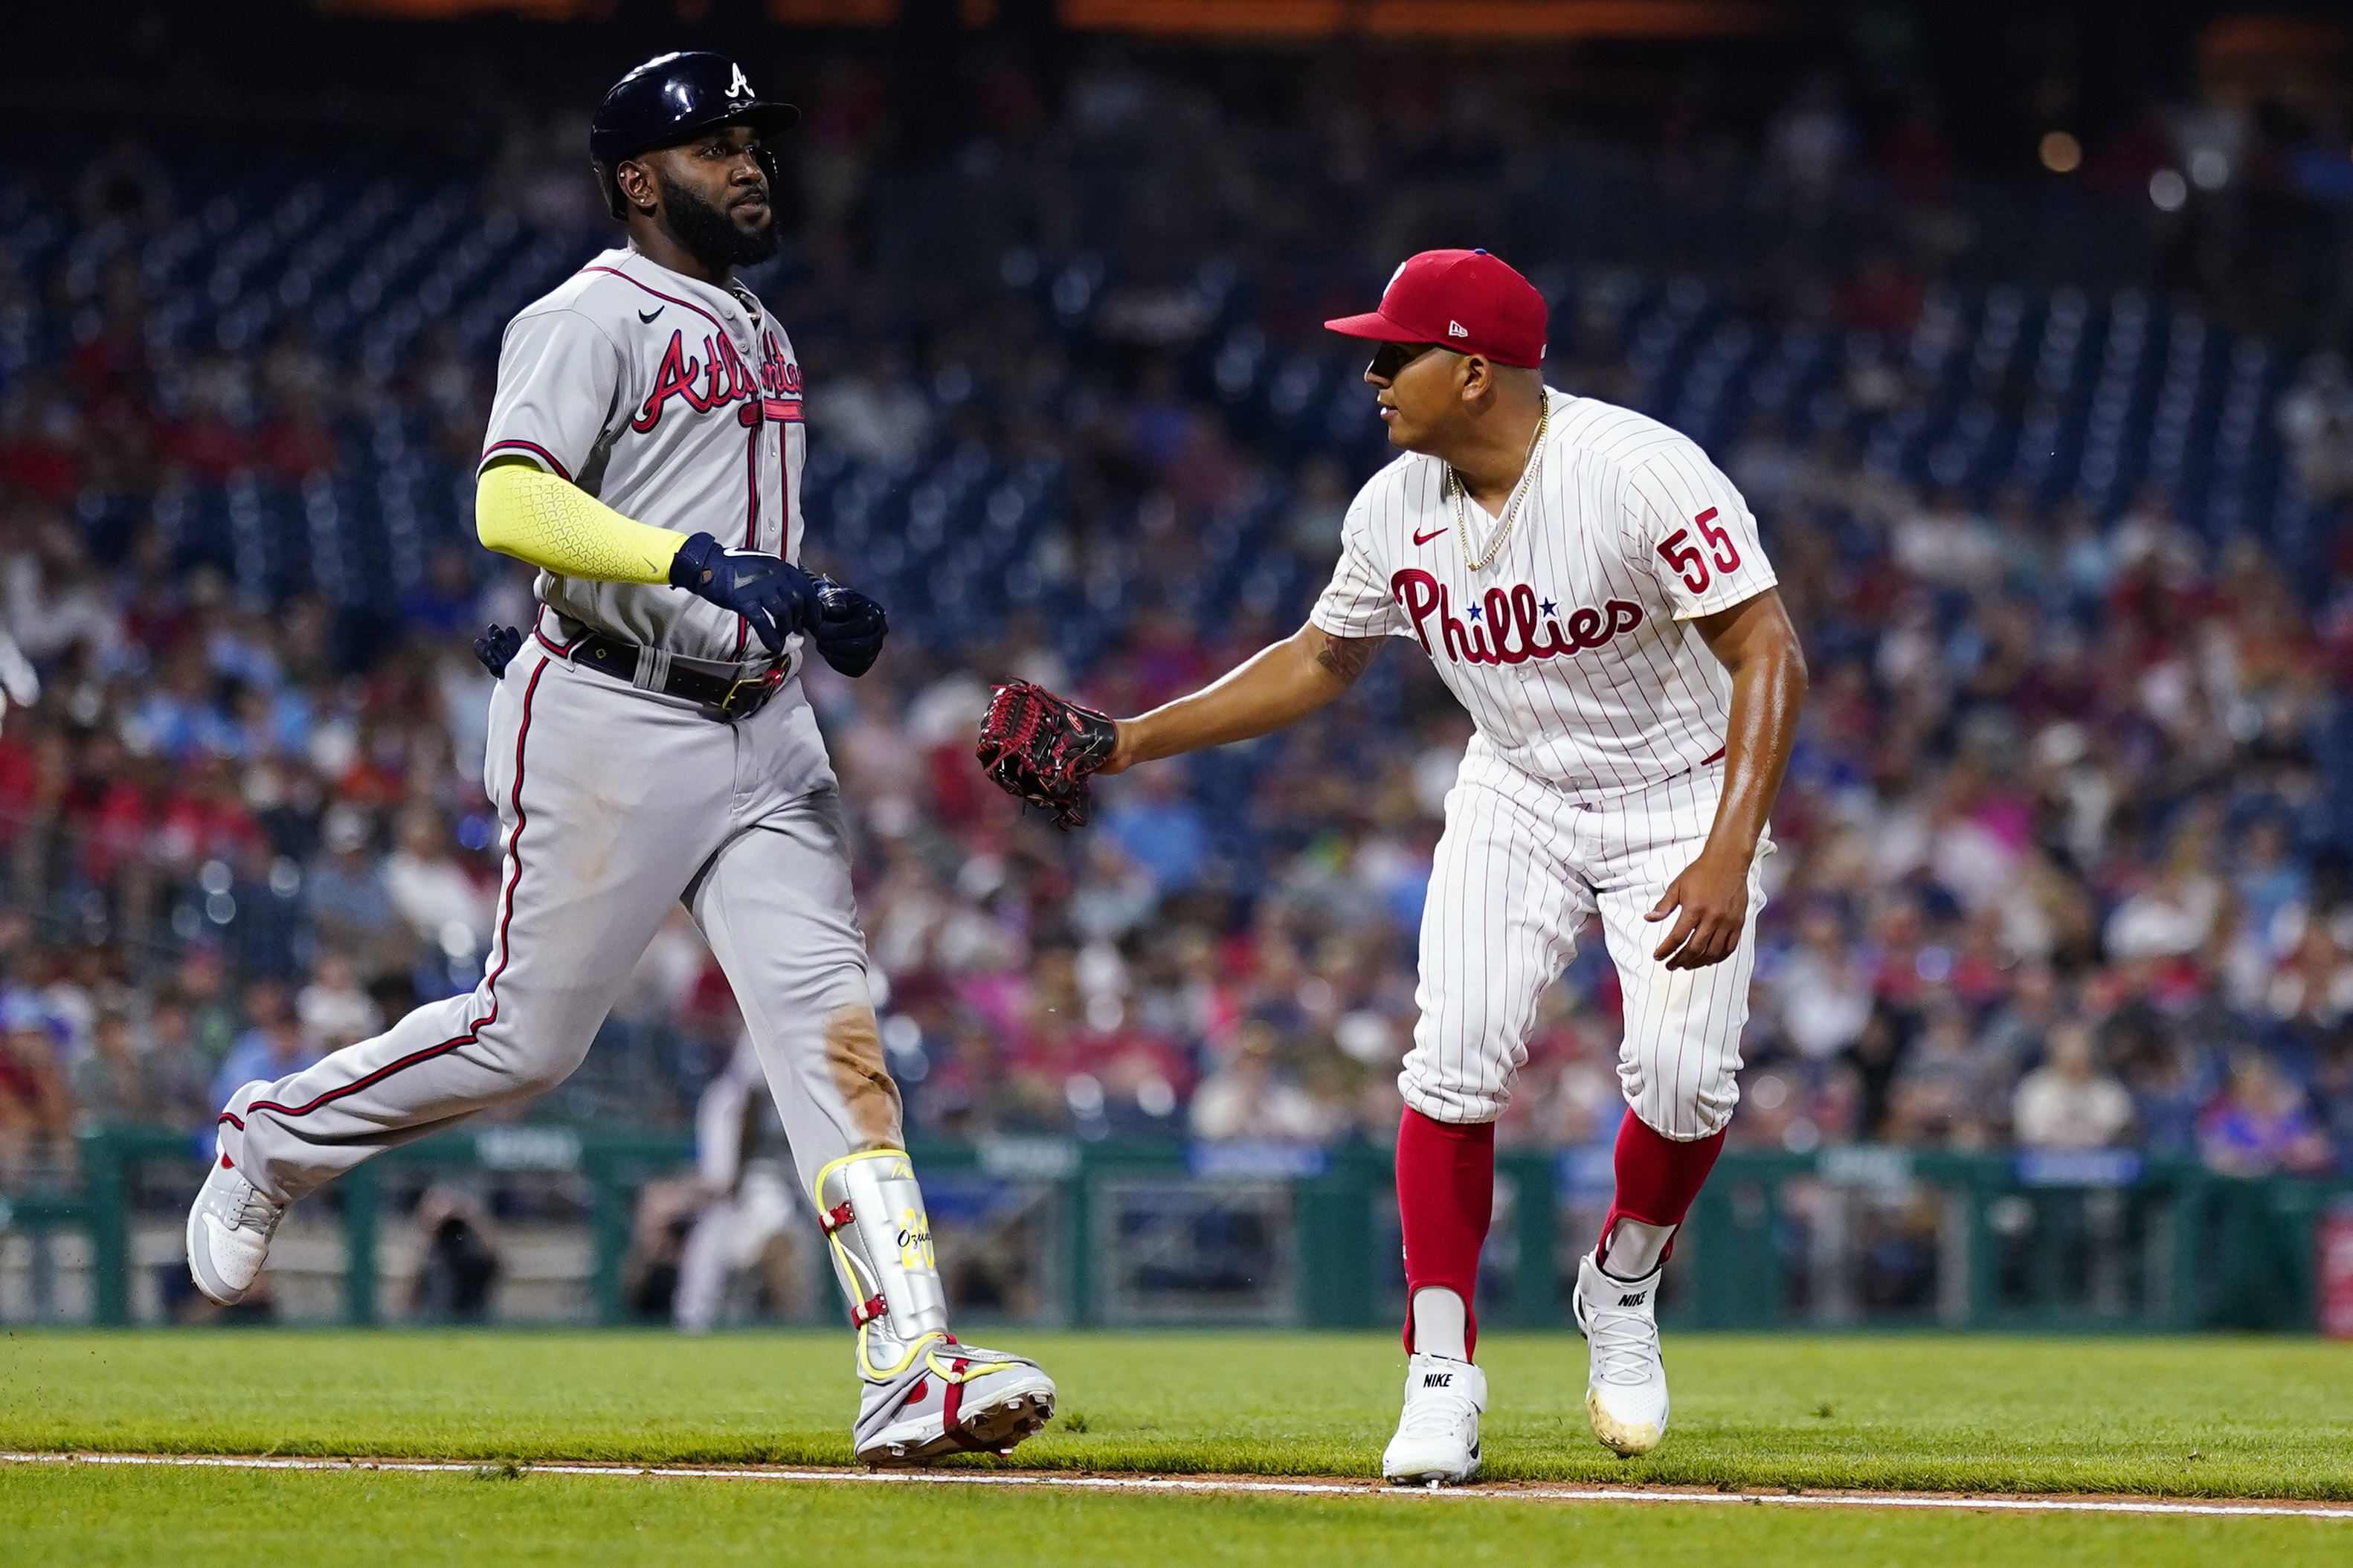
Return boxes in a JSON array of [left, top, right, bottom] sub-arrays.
[[1644, 588, 1808, 970], [1100, 623, 1385, 775]]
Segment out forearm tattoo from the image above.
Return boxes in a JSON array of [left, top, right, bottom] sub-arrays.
[[1315, 634, 1383, 685]]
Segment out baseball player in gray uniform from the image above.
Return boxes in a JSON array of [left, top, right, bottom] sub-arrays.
[[185, 52, 1056, 1465]]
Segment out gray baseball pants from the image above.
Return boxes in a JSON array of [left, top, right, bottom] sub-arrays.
[[218, 633, 901, 1207]]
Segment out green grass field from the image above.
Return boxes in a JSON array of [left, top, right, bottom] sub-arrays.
[[3, 1329, 2349, 1564], [6, 1464, 2349, 1568]]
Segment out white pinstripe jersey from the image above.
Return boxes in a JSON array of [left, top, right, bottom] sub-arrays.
[[1310, 388, 1777, 805]]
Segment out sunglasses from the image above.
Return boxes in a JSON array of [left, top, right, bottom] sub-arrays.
[[1366, 340, 1445, 381]]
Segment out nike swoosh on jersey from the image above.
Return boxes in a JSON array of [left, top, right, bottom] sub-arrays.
[[637, 307, 663, 323], [1412, 526, 1448, 546]]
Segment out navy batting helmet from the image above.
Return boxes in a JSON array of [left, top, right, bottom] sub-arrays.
[[590, 52, 799, 220]]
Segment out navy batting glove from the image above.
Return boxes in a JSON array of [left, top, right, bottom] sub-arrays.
[[670, 532, 818, 655], [472, 624, 523, 678], [811, 578, 889, 678]]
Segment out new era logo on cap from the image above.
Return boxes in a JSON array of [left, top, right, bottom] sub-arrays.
[[1322, 248, 1548, 368]]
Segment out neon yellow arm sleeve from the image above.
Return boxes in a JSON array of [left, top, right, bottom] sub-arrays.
[[475, 461, 686, 585]]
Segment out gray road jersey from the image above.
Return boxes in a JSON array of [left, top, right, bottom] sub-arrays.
[[478, 248, 805, 665]]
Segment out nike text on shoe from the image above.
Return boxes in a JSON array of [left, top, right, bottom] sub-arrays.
[[1382, 1352, 1486, 1485], [1574, 1249, 1669, 1456], [854, 1335, 1058, 1465], [185, 1152, 286, 1306]]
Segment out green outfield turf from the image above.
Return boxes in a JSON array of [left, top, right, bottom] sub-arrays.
[[3, 1329, 2349, 1501], [4, 1463, 2349, 1568]]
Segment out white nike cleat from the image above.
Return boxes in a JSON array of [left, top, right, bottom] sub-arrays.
[[186, 1152, 286, 1306], [1574, 1249, 1669, 1456], [854, 1335, 1057, 1465], [1382, 1352, 1485, 1485]]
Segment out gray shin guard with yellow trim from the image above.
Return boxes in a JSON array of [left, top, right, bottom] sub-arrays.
[[816, 1149, 1056, 1465], [815, 1148, 952, 1375]]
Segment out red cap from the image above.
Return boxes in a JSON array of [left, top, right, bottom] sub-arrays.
[[1324, 248, 1548, 369]]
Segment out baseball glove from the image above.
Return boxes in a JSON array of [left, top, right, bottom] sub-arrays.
[[974, 680, 1118, 830]]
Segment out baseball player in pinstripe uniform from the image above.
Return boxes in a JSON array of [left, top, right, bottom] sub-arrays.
[[1055, 250, 1806, 1480], [184, 52, 1056, 1465]]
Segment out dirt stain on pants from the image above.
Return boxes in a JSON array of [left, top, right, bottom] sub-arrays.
[[825, 1003, 904, 1149]]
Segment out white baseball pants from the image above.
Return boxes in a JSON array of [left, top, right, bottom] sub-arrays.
[[1402, 746, 1769, 1138], [218, 635, 898, 1206]]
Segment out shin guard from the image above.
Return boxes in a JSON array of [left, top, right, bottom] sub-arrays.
[[815, 1149, 953, 1378]]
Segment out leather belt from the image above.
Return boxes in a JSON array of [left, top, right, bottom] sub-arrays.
[[570, 630, 789, 720]]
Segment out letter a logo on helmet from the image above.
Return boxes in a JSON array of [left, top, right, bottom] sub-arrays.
[[590, 54, 800, 219]]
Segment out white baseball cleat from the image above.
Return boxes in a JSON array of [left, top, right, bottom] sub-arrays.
[[185, 1152, 286, 1306], [1381, 1352, 1485, 1485], [854, 1335, 1058, 1465], [1574, 1248, 1669, 1455]]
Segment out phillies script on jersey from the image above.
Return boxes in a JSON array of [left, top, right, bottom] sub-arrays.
[[1309, 388, 1777, 804], [1388, 570, 1644, 666]]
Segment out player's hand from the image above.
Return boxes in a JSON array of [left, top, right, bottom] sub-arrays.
[[471, 623, 523, 679], [1645, 848, 1751, 970], [669, 532, 819, 655], [811, 577, 889, 677]]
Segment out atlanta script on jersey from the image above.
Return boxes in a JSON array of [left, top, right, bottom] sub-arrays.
[[478, 248, 806, 664], [1310, 388, 1777, 804]]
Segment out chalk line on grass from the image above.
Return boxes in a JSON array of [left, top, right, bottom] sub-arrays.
[[5, 1452, 2347, 1521]]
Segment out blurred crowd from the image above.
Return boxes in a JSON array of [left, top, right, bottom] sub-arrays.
[[3, 47, 2353, 1197]]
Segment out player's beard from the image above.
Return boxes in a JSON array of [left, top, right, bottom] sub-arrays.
[[661, 180, 782, 272]]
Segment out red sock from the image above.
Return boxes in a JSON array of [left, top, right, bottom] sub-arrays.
[[1597, 1112, 1725, 1270], [1395, 1106, 1495, 1357]]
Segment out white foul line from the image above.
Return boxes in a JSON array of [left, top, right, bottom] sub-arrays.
[[5, 1452, 2349, 1522]]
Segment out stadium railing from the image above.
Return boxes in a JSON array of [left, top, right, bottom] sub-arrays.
[[14, 1126, 2349, 1334]]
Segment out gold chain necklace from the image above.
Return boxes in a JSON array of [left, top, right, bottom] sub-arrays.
[[1446, 399, 1551, 573]]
